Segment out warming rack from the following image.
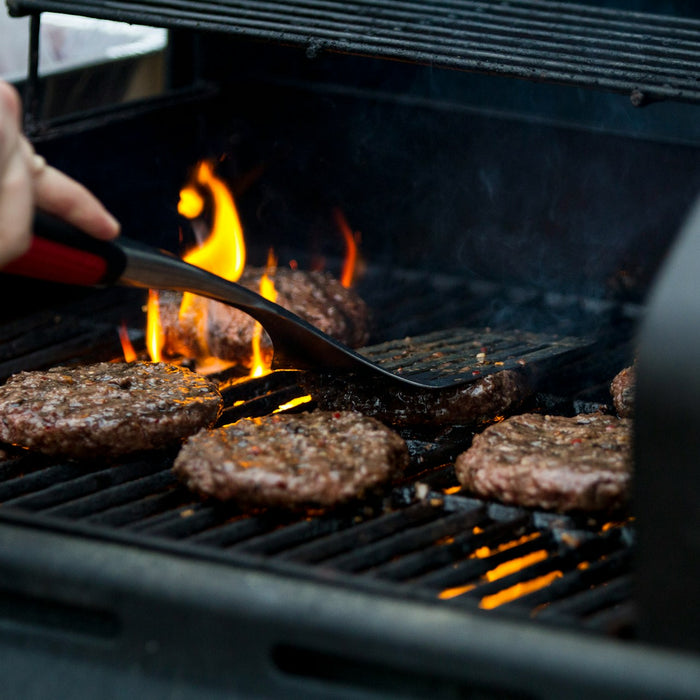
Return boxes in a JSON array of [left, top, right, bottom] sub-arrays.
[[7, 0, 700, 104]]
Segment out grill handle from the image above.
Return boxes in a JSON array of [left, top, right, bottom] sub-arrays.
[[1, 211, 127, 286]]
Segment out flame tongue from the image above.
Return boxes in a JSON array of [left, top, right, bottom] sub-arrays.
[[333, 207, 360, 288], [250, 250, 278, 378], [181, 161, 246, 281], [146, 290, 163, 362], [148, 159, 248, 370]]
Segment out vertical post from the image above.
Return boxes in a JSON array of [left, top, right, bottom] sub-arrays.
[[23, 11, 42, 135]]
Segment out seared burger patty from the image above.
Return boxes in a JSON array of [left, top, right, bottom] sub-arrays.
[[159, 268, 370, 367], [0, 362, 222, 458], [610, 364, 635, 418], [301, 369, 530, 426], [174, 410, 409, 508], [455, 412, 632, 512]]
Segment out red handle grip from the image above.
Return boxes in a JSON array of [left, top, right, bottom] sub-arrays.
[[1, 212, 126, 286], [3, 235, 110, 285]]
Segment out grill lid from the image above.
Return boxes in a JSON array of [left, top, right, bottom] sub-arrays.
[[8, 0, 700, 104]]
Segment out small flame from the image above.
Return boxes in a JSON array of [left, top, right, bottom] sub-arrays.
[[250, 250, 278, 378], [333, 208, 361, 288], [146, 290, 163, 362], [274, 395, 313, 413], [118, 321, 137, 362], [178, 186, 205, 219]]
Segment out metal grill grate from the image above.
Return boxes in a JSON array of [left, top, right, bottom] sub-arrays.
[[9, 0, 700, 103], [0, 432, 635, 636], [0, 277, 636, 637]]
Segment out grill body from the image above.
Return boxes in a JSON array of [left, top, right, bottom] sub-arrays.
[[1, 0, 700, 697]]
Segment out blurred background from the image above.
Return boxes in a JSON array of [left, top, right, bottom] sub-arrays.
[[0, 7, 167, 116]]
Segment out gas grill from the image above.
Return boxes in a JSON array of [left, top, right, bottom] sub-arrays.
[[2, 0, 700, 698]]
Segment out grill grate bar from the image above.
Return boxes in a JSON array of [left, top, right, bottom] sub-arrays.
[[489, 543, 633, 612], [11, 0, 700, 101], [0, 460, 88, 502], [416, 526, 554, 590], [369, 507, 526, 582], [535, 572, 633, 623], [0, 456, 171, 511], [42, 469, 177, 519], [85, 488, 193, 527], [257, 500, 440, 561], [322, 506, 492, 573], [580, 594, 636, 636], [130, 501, 235, 538], [190, 511, 321, 549]]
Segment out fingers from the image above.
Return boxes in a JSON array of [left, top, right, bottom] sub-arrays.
[[33, 162, 121, 240], [0, 80, 120, 270], [0, 83, 33, 268]]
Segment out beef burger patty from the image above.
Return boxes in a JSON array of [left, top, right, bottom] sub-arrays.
[[159, 268, 370, 367], [302, 368, 530, 426], [174, 410, 409, 508], [455, 412, 632, 512], [0, 362, 222, 458], [610, 363, 635, 418]]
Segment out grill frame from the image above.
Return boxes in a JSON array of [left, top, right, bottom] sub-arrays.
[[0, 516, 698, 700], [0, 0, 699, 696]]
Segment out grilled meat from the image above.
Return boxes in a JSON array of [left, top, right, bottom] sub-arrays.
[[610, 364, 635, 418], [159, 268, 370, 367], [301, 369, 530, 426], [455, 412, 632, 512], [173, 410, 409, 508], [0, 362, 222, 458]]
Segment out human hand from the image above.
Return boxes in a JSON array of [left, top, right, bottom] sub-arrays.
[[0, 80, 120, 268]]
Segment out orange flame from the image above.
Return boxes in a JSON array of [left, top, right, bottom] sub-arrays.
[[274, 395, 313, 413], [178, 160, 246, 350], [181, 160, 246, 280], [146, 290, 163, 362], [250, 250, 277, 378], [147, 159, 247, 368], [333, 208, 360, 288], [118, 321, 137, 362]]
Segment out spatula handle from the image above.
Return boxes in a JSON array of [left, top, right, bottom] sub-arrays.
[[1, 211, 127, 286]]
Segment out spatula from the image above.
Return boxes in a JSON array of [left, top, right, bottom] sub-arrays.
[[2, 213, 588, 389]]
